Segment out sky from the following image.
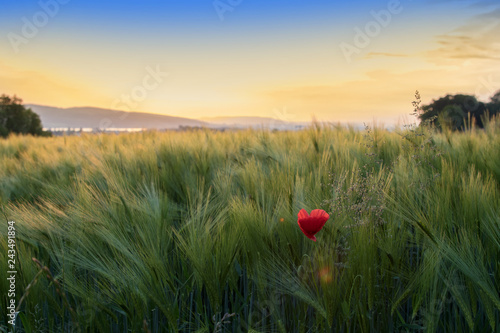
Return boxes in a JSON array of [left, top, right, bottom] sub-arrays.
[[0, 0, 499, 124]]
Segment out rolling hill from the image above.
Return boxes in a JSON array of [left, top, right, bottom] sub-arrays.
[[27, 105, 209, 129]]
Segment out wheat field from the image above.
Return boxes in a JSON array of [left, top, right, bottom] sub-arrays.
[[1, 122, 499, 332]]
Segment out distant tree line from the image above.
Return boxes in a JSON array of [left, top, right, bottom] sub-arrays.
[[2, 90, 500, 137], [0, 94, 51, 138], [418, 90, 500, 131]]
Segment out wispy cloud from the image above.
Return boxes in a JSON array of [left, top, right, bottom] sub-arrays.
[[426, 6, 500, 63]]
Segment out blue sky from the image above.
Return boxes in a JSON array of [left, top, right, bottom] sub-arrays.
[[1, 0, 499, 123]]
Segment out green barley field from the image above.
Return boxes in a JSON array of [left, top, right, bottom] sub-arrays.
[[1, 121, 499, 332]]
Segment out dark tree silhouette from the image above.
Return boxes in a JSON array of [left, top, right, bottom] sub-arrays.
[[419, 93, 490, 130], [487, 90, 500, 115], [0, 94, 51, 138], [490, 91, 500, 104]]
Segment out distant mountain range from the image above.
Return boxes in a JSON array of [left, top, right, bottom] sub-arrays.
[[26, 105, 208, 129], [27, 104, 302, 130]]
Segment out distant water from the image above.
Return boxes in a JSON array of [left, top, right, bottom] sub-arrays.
[[44, 128, 145, 132]]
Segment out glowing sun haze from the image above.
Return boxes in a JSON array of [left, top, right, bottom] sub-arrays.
[[1, 0, 499, 124]]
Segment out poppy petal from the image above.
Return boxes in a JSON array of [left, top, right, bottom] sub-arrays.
[[298, 222, 317, 241], [297, 209, 329, 241], [297, 220, 316, 239], [310, 209, 330, 221], [297, 209, 309, 220], [299, 216, 326, 234]]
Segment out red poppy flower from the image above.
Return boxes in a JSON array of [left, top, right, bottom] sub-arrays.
[[297, 209, 329, 241]]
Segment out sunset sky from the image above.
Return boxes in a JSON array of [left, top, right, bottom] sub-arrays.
[[1, 0, 499, 124]]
